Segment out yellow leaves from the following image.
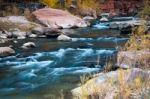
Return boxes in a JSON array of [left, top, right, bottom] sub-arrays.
[[143, 2, 150, 16], [79, 0, 99, 11], [125, 25, 150, 51], [40, 0, 59, 8]]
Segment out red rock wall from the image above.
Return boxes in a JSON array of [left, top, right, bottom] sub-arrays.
[[100, 0, 144, 15]]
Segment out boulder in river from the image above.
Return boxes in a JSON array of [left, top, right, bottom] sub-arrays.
[[100, 17, 109, 22], [21, 42, 36, 49], [117, 50, 150, 69], [0, 47, 15, 57], [83, 16, 95, 21], [32, 27, 62, 38], [31, 8, 88, 28], [72, 68, 150, 99], [57, 34, 72, 41], [45, 29, 62, 38]]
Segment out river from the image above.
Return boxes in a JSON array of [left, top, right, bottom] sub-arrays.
[[0, 27, 128, 99]]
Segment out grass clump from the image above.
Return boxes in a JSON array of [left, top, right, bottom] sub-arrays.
[[76, 69, 150, 99]]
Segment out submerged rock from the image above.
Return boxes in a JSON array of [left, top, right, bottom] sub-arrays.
[[72, 68, 150, 99], [21, 42, 36, 49], [57, 34, 72, 41], [32, 8, 88, 28], [0, 47, 15, 57]]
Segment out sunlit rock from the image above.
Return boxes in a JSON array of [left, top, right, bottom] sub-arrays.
[[117, 50, 150, 69], [0, 16, 41, 32], [21, 42, 36, 49], [100, 17, 109, 22], [32, 8, 88, 28], [0, 47, 15, 56], [57, 34, 72, 41], [72, 68, 150, 99]]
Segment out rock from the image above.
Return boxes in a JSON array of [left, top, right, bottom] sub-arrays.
[[83, 16, 95, 21], [100, 17, 109, 22], [45, 28, 62, 38], [17, 36, 26, 39], [13, 40, 18, 43], [29, 34, 37, 38], [0, 34, 7, 39], [57, 34, 72, 41], [72, 68, 150, 99], [32, 27, 62, 38], [21, 42, 36, 49], [32, 27, 45, 35], [0, 31, 8, 38], [0, 47, 15, 57], [117, 50, 150, 69], [12, 30, 27, 39], [83, 16, 95, 26], [0, 16, 41, 35], [32, 8, 87, 28]]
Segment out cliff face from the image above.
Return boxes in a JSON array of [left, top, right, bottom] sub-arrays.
[[0, 0, 145, 16], [100, 0, 144, 15]]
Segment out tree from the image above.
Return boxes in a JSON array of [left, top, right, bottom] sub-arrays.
[[40, 0, 59, 8], [140, 0, 150, 20]]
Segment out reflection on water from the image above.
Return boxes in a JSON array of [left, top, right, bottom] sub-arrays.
[[0, 28, 128, 99]]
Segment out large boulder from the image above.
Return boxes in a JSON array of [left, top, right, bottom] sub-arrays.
[[0, 47, 15, 57], [117, 50, 150, 69], [32, 8, 88, 28], [72, 68, 150, 99], [0, 16, 40, 32]]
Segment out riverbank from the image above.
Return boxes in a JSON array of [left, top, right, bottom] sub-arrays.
[[0, 3, 150, 99], [71, 25, 150, 99]]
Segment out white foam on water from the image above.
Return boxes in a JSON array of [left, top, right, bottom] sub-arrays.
[[72, 67, 99, 74], [96, 37, 128, 42], [50, 49, 66, 58], [77, 48, 94, 57], [96, 49, 116, 55], [11, 61, 53, 70], [49, 67, 100, 76], [18, 69, 37, 80], [72, 38, 93, 42], [71, 37, 128, 42]]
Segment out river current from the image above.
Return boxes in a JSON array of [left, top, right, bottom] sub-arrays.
[[0, 27, 128, 99]]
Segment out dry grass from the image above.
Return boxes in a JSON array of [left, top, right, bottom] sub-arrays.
[[125, 25, 150, 51], [76, 69, 150, 99]]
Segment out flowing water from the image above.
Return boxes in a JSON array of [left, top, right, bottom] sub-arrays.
[[0, 27, 128, 99]]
